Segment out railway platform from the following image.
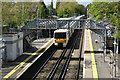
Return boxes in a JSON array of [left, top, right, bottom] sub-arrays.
[[1, 38, 53, 79], [83, 29, 120, 79]]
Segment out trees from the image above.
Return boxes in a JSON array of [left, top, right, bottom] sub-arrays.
[[88, 2, 119, 24], [2, 2, 22, 30], [88, 1, 120, 38], [2, 1, 87, 32], [56, 2, 86, 18], [75, 4, 86, 16], [47, 1, 57, 16], [2, 2, 46, 32]]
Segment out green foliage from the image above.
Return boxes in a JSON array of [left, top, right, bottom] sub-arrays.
[[56, 2, 86, 18], [88, 1, 120, 38], [56, 0, 60, 9], [2, 2, 46, 32], [47, 4, 57, 16]]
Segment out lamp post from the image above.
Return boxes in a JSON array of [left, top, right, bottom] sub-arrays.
[[104, 28, 107, 62], [22, 2, 24, 26], [10, 14, 15, 31], [113, 26, 117, 77], [116, 13, 119, 54], [113, 12, 119, 77], [37, 9, 39, 40], [103, 14, 107, 62], [49, 8, 51, 38]]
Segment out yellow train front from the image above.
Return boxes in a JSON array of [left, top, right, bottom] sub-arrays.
[[53, 29, 71, 47]]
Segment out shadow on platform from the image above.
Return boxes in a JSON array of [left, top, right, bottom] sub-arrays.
[[84, 51, 110, 54]]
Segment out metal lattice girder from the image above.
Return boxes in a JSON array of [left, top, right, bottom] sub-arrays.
[[37, 19, 57, 29], [56, 20, 86, 29], [22, 19, 86, 30], [22, 18, 107, 30], [85, 18, 105, 30]]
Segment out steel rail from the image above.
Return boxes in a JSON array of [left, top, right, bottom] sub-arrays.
[[76, 30, 84, 80], [47, 30, 78, 80], [32, 48, 57, 80], [17, 45, 56, 80], [58, 31, 80, 80], [47, 48, 68, 80]]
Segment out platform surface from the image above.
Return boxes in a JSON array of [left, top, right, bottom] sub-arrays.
[[83, 29, 120, 79], [2, 38, 53, 79]]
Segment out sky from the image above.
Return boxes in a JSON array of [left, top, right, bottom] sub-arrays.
[[43, 0, 92, 8]]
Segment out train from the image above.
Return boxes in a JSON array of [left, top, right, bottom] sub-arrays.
[[53, 15, 85, 47], [53, 29, 73, 47], [53, 17, 75, 47]]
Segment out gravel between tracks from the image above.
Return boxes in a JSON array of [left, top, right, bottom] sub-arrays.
[[35, 30, 83, 80]]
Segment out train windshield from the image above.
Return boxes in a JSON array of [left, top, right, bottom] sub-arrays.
[[55, 33, 66, 39]]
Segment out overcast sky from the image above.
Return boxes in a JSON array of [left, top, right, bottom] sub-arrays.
[[43, 0, 92, 8]]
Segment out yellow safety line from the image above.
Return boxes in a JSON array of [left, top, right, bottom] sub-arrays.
[[88, 30, 98, 79], [2, 38, 53, 79]]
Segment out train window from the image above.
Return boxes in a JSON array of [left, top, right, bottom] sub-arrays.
[[55, 33, 66, 39]]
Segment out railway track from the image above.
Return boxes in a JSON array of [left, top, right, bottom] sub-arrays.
[[17, 29, 84, 80]]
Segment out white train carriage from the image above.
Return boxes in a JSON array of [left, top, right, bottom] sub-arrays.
[[53, 29, 71, 47]]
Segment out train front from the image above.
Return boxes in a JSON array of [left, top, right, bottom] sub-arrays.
[[54, 30, 68, 47]]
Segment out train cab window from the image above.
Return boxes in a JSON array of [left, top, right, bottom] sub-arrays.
[[55, 33, 66, 39]]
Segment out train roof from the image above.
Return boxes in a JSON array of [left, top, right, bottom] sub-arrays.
[[74, 15, 85, 20], [57, 17, 72, 20], [54, 29, 69, 33]]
